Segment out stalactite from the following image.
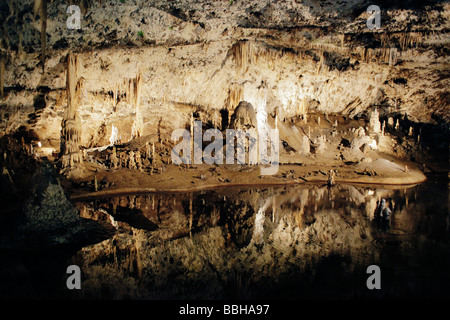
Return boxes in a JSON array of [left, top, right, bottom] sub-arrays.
[[34, 0, 47, 71], [17, 32, 24, 59], [317, 51, 324, 74], [0, 54, 5, 98], [131, 72, 143, 140], [227, 83, 243, 111], [389, 47, 398, 66], [40, 0, 47, 70], [339, 34, 345, 47], [379, 33, 390, 49], [61, 52, 83, 169], [113, 83, 118, 111]]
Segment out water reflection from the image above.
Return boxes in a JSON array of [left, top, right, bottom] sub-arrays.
[[70, 176, 449, 299]]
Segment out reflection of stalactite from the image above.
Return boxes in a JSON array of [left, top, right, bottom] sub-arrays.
[[61, 52, 83, 168], [249, 198, 272, 246]]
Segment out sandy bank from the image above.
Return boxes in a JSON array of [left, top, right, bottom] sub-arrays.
[[69, 159, 427, 200]]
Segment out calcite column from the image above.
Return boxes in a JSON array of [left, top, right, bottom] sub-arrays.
[[60, 52, 83, 169]]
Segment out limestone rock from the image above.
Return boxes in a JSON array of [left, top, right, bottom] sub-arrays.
[[13, 165, 113, 248]]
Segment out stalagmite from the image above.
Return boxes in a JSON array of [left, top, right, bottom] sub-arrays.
[[109, 124, 119, 145], [135, 150, 142, 171], [128, 151, 136, 169], [327, 169, 336, 187], [111, 146, 118, 168], [395, 119, 400, 131], [61, 52, 83, 169], [316, 135, 326, 154], [409, 126, 413, 136], [119, 152, 126, 167], [388, 117, 394, 127], [369, 109, 381, 133], [146, 142, 151, 159], [301, 135, 310, 155], [381, 120, 385, 136]]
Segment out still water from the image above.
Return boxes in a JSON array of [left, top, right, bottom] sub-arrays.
[[2, 174, 450, 299]]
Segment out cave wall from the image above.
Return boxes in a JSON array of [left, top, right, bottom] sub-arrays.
[[0, 0, 448, 150]]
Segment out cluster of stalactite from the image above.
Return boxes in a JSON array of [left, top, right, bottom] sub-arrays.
[[310, 31, 426, 69], [378, 32, 424, 51], [231, 40, 258, 74], [360, 47, 399, 66], [231, 40, 290, 75], [308, 42, 350, 55]]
